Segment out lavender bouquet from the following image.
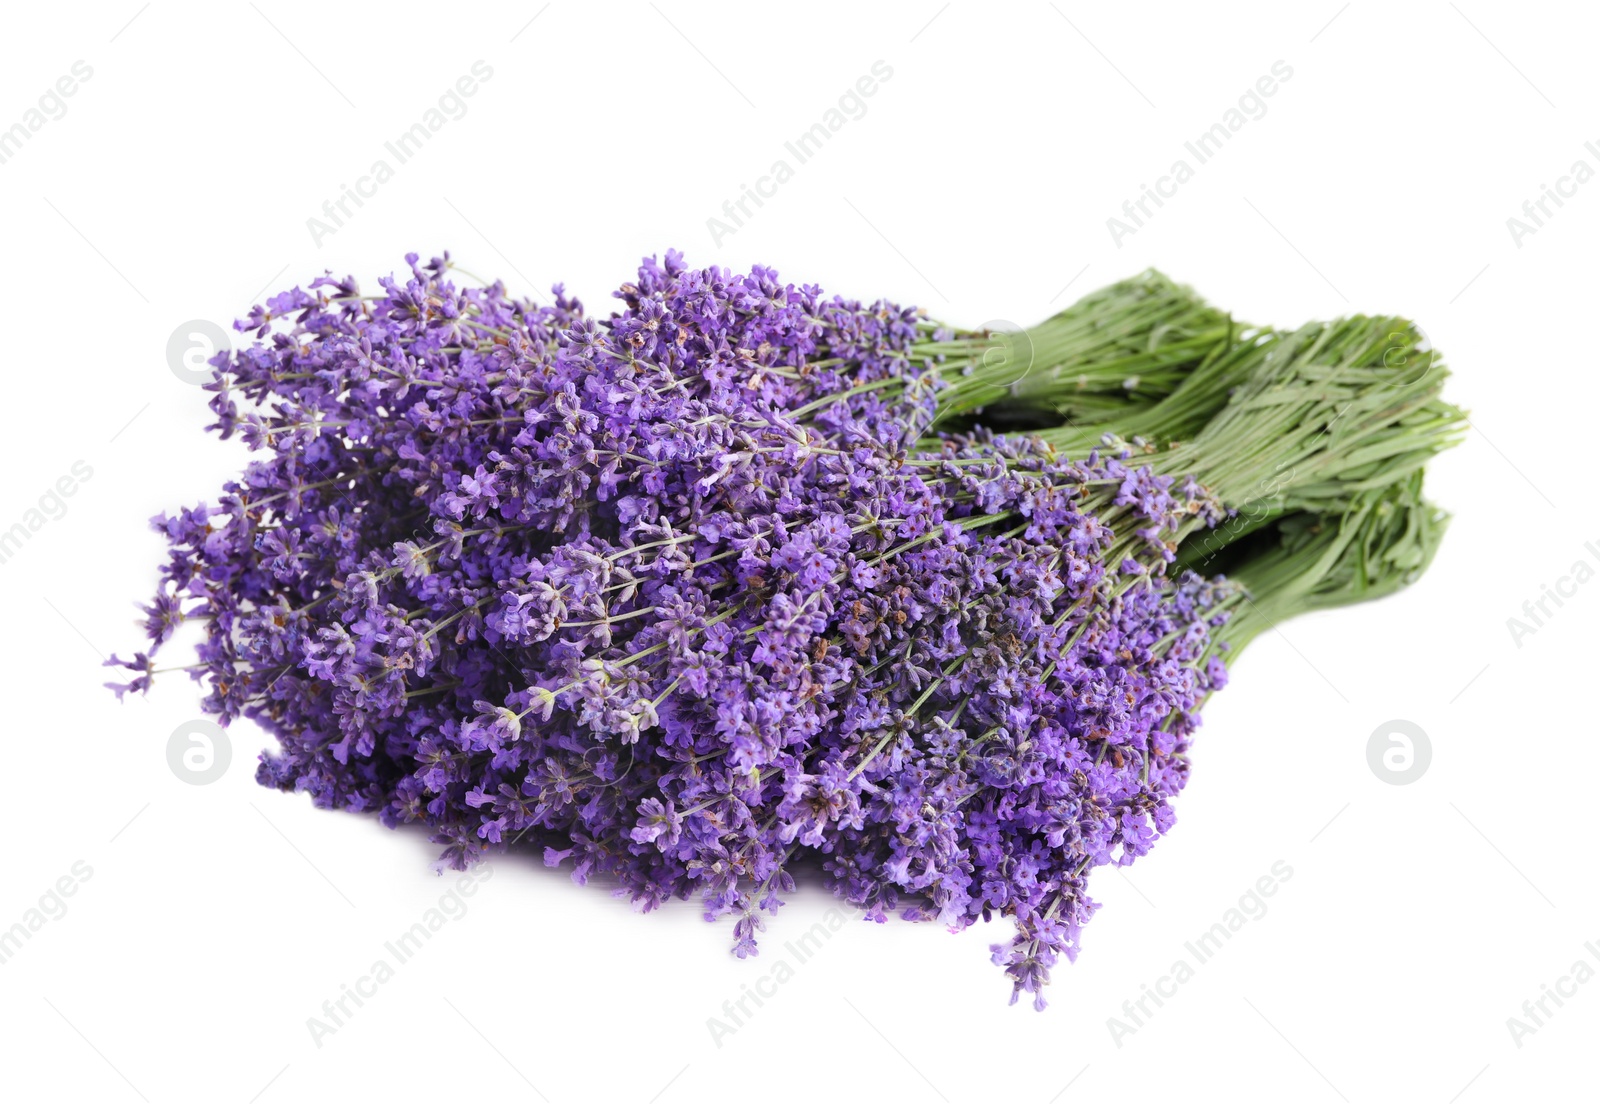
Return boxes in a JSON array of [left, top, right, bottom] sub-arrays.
[[112, 252, 1459, 1007]]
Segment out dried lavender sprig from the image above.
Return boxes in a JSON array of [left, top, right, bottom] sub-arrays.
[[107, 250, 1461, 1016]]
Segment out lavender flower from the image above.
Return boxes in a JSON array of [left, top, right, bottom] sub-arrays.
[[111, 251, 1459, 1008]]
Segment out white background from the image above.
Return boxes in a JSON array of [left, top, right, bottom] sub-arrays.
[[0, 2, 1593, 1104]]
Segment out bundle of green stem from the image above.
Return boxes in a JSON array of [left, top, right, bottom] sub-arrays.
[[915, 276, 1463, 655], [790, 271, 1244, 433]]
